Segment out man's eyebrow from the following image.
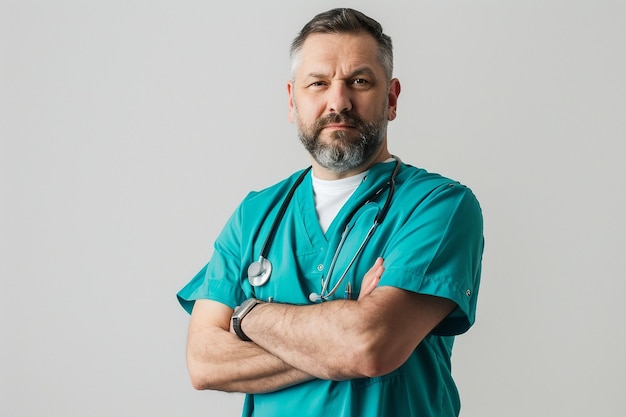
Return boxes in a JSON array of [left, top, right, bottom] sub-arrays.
[[348, 67, 377, 79], [304, 67, 378, 80], [304, 72, 328, 79]]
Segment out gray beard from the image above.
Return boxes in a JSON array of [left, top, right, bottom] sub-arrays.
[[297, 112, 387, 174]]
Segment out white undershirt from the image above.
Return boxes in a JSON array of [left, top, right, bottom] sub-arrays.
[[312, 171, 367, 233]]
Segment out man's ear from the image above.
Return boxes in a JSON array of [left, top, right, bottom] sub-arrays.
[[387, 78, 401, 121], [287, 82, 295, 123]]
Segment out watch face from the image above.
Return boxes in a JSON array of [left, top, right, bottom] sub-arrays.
[[234, 298, 258, 319]]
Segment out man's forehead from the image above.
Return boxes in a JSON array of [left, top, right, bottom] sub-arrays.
[[296, 32, 382, 73]]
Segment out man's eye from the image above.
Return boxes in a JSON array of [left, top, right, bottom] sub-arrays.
[[352, 78, 369, 85], [309, 81, 326, 87]]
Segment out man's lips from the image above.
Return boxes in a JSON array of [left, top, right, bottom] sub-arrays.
[[322, 123, 356, 130]]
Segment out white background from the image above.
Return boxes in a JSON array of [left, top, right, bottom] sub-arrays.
[[2, 1, 625, 416]]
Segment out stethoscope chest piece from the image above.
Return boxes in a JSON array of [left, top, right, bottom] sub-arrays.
[[247, 256, 272, 287]]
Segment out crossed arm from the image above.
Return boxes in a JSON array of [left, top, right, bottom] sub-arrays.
[[185, 258, 456, 393]]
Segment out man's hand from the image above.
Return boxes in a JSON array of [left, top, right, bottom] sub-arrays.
[[358, 257, 384, 300]]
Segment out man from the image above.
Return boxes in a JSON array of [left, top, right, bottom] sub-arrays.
[[177, 8, 484, 417]]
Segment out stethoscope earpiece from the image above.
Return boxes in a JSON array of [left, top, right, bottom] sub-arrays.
[[308, 292, 321, 303]]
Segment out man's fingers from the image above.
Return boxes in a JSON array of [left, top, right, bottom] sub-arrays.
[[358, 258, 385, 300]]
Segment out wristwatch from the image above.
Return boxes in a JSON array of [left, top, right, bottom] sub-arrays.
[[231, 298, 264, 341]]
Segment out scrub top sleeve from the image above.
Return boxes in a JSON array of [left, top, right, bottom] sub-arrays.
[[379, 183, 484, 336], [177, 263, 210, 314], [176, 204, 247, 314]]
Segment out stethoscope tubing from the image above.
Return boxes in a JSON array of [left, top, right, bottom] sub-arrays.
[[258, 166, 312, 260], [318, 221, 379, 300], [316, 157, 401, 300]]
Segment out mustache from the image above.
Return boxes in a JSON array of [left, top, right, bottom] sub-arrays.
[[314, 112, 364, 131]]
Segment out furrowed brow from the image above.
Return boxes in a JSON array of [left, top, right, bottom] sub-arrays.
[[349, 67, 377, 79]]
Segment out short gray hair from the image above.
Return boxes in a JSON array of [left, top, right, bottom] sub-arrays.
[[290, 8, 394, 81]]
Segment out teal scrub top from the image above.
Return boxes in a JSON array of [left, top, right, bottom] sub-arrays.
[[177, 161, 484, 417]]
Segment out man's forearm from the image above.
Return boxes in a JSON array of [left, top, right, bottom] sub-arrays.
[[187, 300, 314, 393], [240, 259, 390, 380], [240, 299, 376, 380], [190, 327, 313, 393], [240, 284, 457, 381]]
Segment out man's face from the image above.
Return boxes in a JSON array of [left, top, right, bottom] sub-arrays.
[[288, 32, 400, 176]]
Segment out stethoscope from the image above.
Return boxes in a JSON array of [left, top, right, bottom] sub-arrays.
[[247, 156, 401, 302]]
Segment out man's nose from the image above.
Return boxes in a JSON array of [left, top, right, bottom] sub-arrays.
[[327, 83, 352, 114]]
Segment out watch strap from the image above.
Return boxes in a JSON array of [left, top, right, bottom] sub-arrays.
[[232, 317, 252, 342]]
